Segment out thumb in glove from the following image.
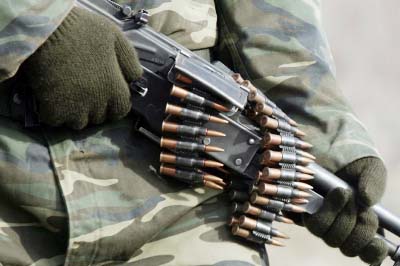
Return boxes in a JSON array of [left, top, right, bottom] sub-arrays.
[[336, 157, 387, 206]]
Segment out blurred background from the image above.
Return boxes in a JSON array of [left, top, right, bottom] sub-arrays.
[[269, 1, 400, 265]]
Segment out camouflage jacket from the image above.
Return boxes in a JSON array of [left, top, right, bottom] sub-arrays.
[[0, 0, 382, 265]]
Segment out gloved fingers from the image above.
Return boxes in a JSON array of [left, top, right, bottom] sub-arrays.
[[283, 211, 303, 226], [357, 159, 387, 207], [359, 237, 388, 265], [36, 97, 66, 128], [114, 33, 143, 83], [89, 102, 108, 125], [340, 207, 379, 257], [303, 188, 352, 237], [66, 113, 89, 130], [106, 77, 132, 121], [337, 157, 387, 207], [322, 195, 357, 247]]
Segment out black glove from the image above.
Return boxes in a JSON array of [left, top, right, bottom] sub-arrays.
[[304, 157, 388, 265], [11, 7, 143, 129]]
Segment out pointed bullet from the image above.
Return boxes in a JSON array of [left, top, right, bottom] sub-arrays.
[[203, 160, 224, 168], [288, 118, 298, 127], [288, 204, 307, 213], [263, 133, 313, 149], [204, 180, 224, 190], [261, 167, 314, 181], [275, 215, 295, 224], [258, 183, 312, 198], [298, 139, 313, 149], [250, 192, 306, 213], [242, 202, 294, 224], [296, 172, 314, 181], [292, 182, 313, 191], [295, 128, 306, 137], [257, 115, 304, 137], [239, 215, 289, 239], [270, 238, 286, 247], [165, 104, 229, 124], [162, 121, 226, 137], [170, 85, 230, 112], [159, 165, 225, 189], [206, 129, 226, 137], [291, 198, 309, 204], [160, 153, 224, 168], [295, 165, 315, 175], [263, 150, 314, 165], [205, 145, 225, 153], [296, 149, 316, 160], [203, 173, 226, 186], [273, 230, 290, 240], [257, 178, 313, 191], [209, 115, 229, 124], [160, 137, 224, 153]]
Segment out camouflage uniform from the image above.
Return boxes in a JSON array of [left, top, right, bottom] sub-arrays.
[[0, 0, 381, 265]]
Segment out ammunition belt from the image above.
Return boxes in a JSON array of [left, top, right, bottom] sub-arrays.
[[158, 73, 315, 247]]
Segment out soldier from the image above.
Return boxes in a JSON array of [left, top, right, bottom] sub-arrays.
[[0, 0, 387, 265]]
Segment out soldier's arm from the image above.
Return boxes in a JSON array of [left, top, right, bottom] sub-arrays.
[[214, 0, 380, 175], [214, 1, 387, 264], [0, 0, 75, 82]]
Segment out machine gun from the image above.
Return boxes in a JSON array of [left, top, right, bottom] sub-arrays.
[[72, 0, 400, 264]]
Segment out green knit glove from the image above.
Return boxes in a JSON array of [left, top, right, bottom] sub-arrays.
[[304, 157, 388, 265], [14, 7, 142, 129]]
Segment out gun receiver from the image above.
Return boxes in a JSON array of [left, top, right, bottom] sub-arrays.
[[76, 0, 400, 264]]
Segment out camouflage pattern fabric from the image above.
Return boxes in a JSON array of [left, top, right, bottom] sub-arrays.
[[0, 0, 74, 82], [0, 0, 383, 265], [0, 117, 264, 265], [214, 0, 380, 174], [117, 0, 217, 50]]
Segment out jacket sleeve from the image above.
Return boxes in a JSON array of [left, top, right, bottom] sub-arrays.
[[214, 0, 380, 173], [0, 0, 75, 82]]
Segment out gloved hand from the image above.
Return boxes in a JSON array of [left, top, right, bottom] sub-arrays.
[[12, 7, 143, 129], [304, 157, 388, 265]]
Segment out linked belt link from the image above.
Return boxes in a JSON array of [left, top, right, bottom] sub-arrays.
[[158, 73, 316, 247]]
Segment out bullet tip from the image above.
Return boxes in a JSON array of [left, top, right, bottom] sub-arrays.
[[276, 231, 290, 239], [281, 216, 295, 224], [209, 116, 229, 124], [207, 129, 226, 137], [214, 103, 231, 112], [292, 205, 307, 213], [295, 128, 307, 137], [205, 146, 225, 153], [271, 239, 285, 247], [204, 180, 224, 190], [289, 118, 298, 127]]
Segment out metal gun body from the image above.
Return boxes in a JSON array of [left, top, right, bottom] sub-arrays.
[[125, 24, 261, 179]]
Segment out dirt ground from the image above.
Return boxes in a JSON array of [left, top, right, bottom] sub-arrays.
[[268, 1, 400, 265]]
